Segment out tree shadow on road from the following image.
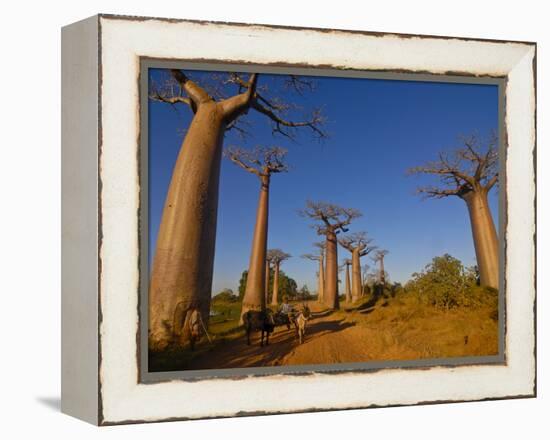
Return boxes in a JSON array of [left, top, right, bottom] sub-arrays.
[[183, 317, 355, 370]]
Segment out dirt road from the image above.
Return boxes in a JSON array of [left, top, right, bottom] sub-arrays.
[[185, 301, 384, 370], [181, 296, 498, 370]]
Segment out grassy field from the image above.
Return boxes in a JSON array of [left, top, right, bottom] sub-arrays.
[[339, 293, 499, 360]]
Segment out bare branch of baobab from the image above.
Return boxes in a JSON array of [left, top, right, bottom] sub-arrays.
[[407, 132, 499, 200]]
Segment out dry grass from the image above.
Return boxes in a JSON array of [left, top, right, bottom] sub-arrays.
[[149, 294, 499, 371], [338, 293, 498, 361]]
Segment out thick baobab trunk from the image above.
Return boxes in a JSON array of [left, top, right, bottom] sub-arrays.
[[464, 191, 499, 289], [271, 262, 280, 305], [241, 175, 270, 319], [318, 254, 325, 303], [351, 250, 362, 302], [345, 262, 351, 303], [324, 231, 339, 310], [149, 103, 226, 350]]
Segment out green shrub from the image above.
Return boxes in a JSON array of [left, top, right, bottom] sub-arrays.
[[406, 254, 497, 310]]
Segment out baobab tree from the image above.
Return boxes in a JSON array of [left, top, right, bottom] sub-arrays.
[[372, 249, 389, 285], [343, 259, 352, 303], [148, 70, 326, 349], [408, 133, 499, 289], [361, 263, 371, 295], [225, 146, 289, 318], [301, 241, 325, 303], [339, 232, 377, 303], [267, 249, 292, 305], [300, 201, 362, 310]]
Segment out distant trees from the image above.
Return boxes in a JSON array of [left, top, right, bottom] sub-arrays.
[[225, 146, 289, 318], [372, 249, 389, 286], [300, 201, 362, 310], [408, 133, 499, 289], [406, 254, 497, 309], [371, 249, 389, 288], [298, 285, 313, 301], [361, 264, 371, 295], [339, 232, 377, 302], [278, 273, 298, 300], [301, 242, 326, 303], [148, 70, 326, 349], [212, 288, 238, 303], [266, 249, 292, 305], [238, 269, 297, 302]]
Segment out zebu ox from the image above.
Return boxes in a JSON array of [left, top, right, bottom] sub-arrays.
[[293, 304, 311, 344], [242, 304, 312, 346], [242, 310, 275, 346]]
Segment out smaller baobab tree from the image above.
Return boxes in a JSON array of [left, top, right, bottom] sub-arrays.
[[408, 133, 499, 289], [267, 249, 292, 305], [300, 201, 362, 310], [343, 259, 352, 303], [372, 249, 389, 286], [339, 232, 377, 303], [301, 241, 326, 303], [225, 146, 289, 319]]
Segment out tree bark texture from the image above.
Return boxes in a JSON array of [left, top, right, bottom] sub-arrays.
[[464, 191, 499, 289], [265, 260, 270, 304], [324, 230, 339, 310], [318, 253, 325, 303], [351, 249, 362, 302], [345, 262, 352, 303], [241, 176, 270, 318], [271, 262, 281, 305], [149, 103, 225, 350]]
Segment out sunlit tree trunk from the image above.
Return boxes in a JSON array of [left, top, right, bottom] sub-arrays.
[[318, 253, 325, 303], [265, 260, 271, 304], [324, 230, 339, 310], [345, 261, 352, 303], [464, 190, 499, 289], [241, 175, 270, 319], [149, 103, 226, 350], [271, 262, 281, 305], [351, 249, 362, 302]]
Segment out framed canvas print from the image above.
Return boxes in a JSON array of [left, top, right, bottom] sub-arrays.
[[61, 14, 536, 425]]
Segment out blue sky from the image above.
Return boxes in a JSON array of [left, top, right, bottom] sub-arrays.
[[148, 69, 499, 294]]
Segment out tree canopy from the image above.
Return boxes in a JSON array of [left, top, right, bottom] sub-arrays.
[[150, 70, 327, 141], [225, 146, 289, 177], [267, 249, 292, 264], [338, 231, 376, 255], [408, 132, 498, 199], [299, 200, 362, 235]]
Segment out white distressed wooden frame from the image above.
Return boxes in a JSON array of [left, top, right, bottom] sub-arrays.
[[61, 14, 536, 425]]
